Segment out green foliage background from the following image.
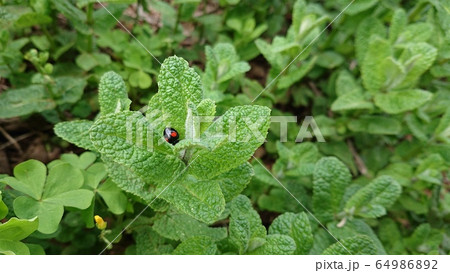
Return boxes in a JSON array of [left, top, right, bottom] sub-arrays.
[[0, 0, 449, 255]]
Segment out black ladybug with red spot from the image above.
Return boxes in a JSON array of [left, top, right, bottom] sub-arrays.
[[163, 127, 179, 145]]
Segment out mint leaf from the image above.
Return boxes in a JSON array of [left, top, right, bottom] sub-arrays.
[[331, 91, 373, 112], [313, 157, 351, 222], [203, 43, 250, 97], [89, 111, 185, 186], [327, 219, 386, 255], [248, 234, 296, 255], [374, 89, 432, 114], [345, 175, 402, 218], [54, 120, 96, 151], [133, 225, 173, 255], [355, 17, 385, 64], [98, 71, 131, 115], [158, 56, 203, 138], [348, 115, 401, 135], [0, 85, 55, 119], [188, 105, 271, 179], [322, 235, 377, 255], [160, 175, 225, 224], [269, 212, 313, 254], [153, 211, 227, 241], [361, 36, 392, 93], [214, 162, 253, 202], [173, 236, 217, 255], [103, 159, 155, 203], [389, 9, 407, 43], [228, 195, 266, 253], [396, 43, 438, 89]]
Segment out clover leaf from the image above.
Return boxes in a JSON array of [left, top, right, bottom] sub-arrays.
[[1, 160, 94, 234]]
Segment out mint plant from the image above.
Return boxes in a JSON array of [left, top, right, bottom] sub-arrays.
[[55, 56, 271, 224], [202, 43, 250, 102], [0, 0, 449, 256]]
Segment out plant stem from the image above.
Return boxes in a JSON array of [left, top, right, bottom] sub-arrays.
[[87, 3, 94, 53], [173, 4, 182, 35]]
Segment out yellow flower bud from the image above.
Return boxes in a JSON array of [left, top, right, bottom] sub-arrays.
[[94, 215, 107, 230]]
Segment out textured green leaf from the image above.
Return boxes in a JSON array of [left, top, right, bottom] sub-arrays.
[[396, 43, 438, 89], [14, 12, 52, 28], [273, 142, 320, 178], [76, 52, 111, 71], [361, 36, 392, 92], [196, 98, 216, 133], [257, 181, 309, 214], [269, 212, 313, 254], [54, 120, 96, 151], [397, 23, 434, 44], [214, 162, 253, 202], [348, 115, 401, 135], [331, 91, 373, 111], [89, 111, 185, 186], [378, 218, 405, 254], [355, 17, 385, 64], [229, 215, 251, 254], [248, 234, 296, 255], [157, 56, 202, 138], [0, 217, 38, 241], [313, 157, 351, 222], [389, 9, 407, 43], [153, 211, 227, 241], [229, 195, 266, 240], [0, 85, 55, 118], [103, 158, 154, 203], [338, 0, 377, 15], [98, 71, 131, 115], [345, 176, 401, 218], [53, 76, 87, 105], [404, 223, 443, 254], [434, 108, 450, 141], [335, 70, 361, 96], [374, 89, 432, 114], [160, 176, 225, 224], [133, 225, 173, 255], [327, 219, 386, 254], [52, 0, 89, 35], [203, 43, 250, 95], [173, 236, 217, 255], [322, 235, 377, 255], [188, 105, 270, 179]]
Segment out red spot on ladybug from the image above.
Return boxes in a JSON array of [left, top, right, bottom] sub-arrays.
[[163, 127, 179, 145]]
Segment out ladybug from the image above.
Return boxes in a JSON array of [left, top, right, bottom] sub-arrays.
[[163, 127, 179, 145]]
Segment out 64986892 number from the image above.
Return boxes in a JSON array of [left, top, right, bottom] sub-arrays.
[[375, 260, 438, 270]]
